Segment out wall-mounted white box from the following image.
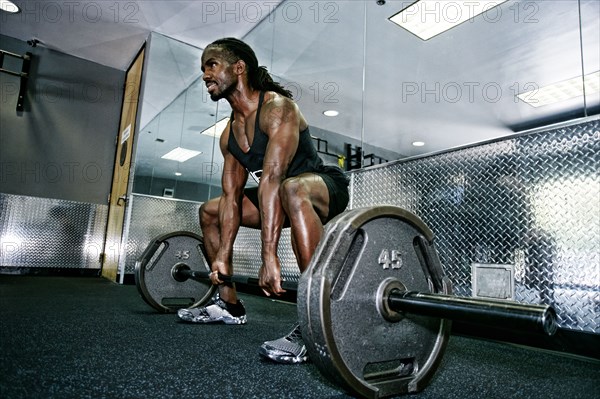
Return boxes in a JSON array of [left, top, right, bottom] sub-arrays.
[[471, 263, 515, 300]]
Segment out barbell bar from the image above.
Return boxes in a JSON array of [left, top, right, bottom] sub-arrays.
[[170, 263, 556, 336], [171, 264, 300, 292]]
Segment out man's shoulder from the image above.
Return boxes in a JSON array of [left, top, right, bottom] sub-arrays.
[[259, 91, 305, 134], [260, 92, 297, 116], [262, 91, 293, 106]]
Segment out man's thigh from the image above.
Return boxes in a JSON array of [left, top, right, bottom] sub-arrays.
[[284, 173, 331, 222], [202, 192, 261, 229]]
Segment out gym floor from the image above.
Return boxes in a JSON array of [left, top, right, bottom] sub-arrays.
[[1, 275, 599, 399]]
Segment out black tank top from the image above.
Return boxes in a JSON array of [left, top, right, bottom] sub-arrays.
[[227, 92, 326, 181]]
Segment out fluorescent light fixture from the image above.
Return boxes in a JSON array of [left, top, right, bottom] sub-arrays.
[[389, 0, 510, 40], [517, 71, 600, 107], [161, 147, 201, 162], [412, 141, 426, 147], [0, 0, 20, 13], [200, 117, 230, 137], [323, 110, 339, 117]]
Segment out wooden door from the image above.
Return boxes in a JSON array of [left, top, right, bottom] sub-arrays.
[[102, 47, 145, 282]]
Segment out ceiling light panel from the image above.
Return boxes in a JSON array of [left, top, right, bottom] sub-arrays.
[[517, 71, 600, 108], [0, 0, 20, 13], [200, 117, 230, 137], [161, 147, 202, 162], [389, 0, 510, 41]]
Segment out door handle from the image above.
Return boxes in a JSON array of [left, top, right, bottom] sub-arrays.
[[117, 195, 128, 206]]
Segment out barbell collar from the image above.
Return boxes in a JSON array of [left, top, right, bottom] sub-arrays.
[[388, 290, 558, 336]]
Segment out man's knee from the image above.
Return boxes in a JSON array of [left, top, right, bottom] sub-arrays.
[[199, 199, 219, 226], [280, 177, 310, 211]]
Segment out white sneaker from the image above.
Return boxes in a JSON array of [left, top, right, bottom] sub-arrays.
[[258, 324, 308, 364], [177, 295, 247, 325]]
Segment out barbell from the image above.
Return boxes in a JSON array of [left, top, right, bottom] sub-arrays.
[[135, 205, 557, 399]]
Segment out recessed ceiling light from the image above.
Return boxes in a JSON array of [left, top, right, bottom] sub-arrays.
[[517, 71, 600, 107], [323, 110, 339, 117], [412, 141, 425, 147], [200, 117, 230, 137], [0, 0, 20, 13], [389, 0, 510, 41], [161, 147, 202, 162]]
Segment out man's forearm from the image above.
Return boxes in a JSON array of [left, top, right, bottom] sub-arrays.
[[258, 179, 285, 264], [215, 194, 242, 266]]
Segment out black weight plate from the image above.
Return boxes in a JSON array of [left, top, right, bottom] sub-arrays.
[[135, 231, 216, 313], [298, 206, 452, 398]]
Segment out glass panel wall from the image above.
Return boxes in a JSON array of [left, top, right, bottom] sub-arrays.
[[133, 33, 230, 202], [580, 0, 600, 117], [132, 0, 599, 202], [246, 1, 372, 171], [362, 0, 596, 158]]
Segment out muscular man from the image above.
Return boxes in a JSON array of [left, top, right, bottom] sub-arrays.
[[177, 38, 349, 364]]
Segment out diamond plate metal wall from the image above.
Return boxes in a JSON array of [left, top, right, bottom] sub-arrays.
[[0, 193, 107, 269], [122, 195, 203, 274], [351, 118, 599, 333], [231, 227, 299, 284]]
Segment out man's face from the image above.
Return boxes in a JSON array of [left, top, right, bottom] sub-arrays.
[[201, 47, 238, 101]]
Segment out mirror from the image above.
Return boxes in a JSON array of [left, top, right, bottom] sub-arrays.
[[580, 0, 600, 117], [362, 0, 597, 158], [133, 1, 599, 200], [134, 33, 231, 201], [246, 1, 402, 169]]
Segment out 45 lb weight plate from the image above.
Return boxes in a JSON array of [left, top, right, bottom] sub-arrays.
[[135, 231, 216, 313], [298, 206, 452, 398]]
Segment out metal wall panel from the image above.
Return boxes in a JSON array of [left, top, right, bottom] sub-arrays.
[[231, 227, 300, 283], [122, 195, 203, 274], [0, 193, 107, 269], [351, 118, 599, 333]]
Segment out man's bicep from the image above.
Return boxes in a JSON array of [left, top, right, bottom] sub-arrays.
[[262, 101, 301, 178], [263, 123, 299, 181]]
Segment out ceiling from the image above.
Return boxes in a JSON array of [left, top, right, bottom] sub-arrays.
[[1, 1, 599, 188], [0, 1, 285, 70]]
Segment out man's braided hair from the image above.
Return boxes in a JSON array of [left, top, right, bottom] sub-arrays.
[[207, 37, 293, 99]]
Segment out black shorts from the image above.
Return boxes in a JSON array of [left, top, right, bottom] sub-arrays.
[[244, 165, 350, 224]]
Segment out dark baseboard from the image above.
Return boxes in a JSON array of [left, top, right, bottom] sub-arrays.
[[452, 321, 600, 362], [120, 273, 136, 285]]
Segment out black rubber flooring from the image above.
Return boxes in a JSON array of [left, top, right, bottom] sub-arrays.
[[1, 275, 599, 399]]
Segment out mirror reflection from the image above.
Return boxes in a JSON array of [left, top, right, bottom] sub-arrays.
[[134, 1, 599, 201], [134, 33, 230, 201]]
